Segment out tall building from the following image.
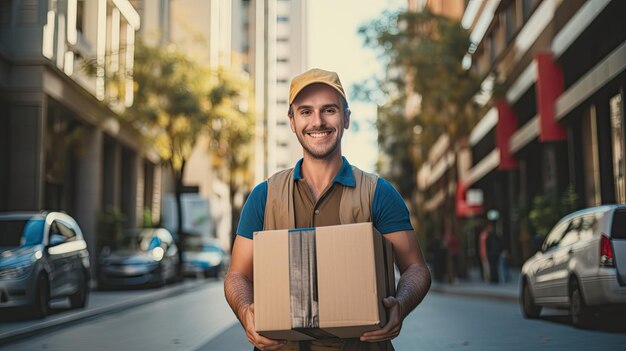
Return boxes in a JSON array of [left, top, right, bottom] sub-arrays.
[[460, 0, 626, 264], [133, 0, 238, 250], [237, 0, 307, 183], [0, 0, 161, 273]]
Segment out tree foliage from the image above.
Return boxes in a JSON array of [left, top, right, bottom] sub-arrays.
[[127, 40, 211, 173], [207, 69, 254, 184], [124, 40, 254, 261], [529, 186, 578, 238], [358, 8, 481, 170]]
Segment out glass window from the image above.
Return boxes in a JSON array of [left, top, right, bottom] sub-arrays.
[[582, 105, 601, 206], [560, 217, 581, 247], [0, 218, 44, 247], [611, 210, 626, 239], [51, 221, 77, 244], [0, 0, 10, 26], [22, 219, 45, 245], [522, 0, 535, 22], [76, 0, 85, 33], [579, 215, 598, 241], [610, 91, 625, 203], [487, 33, 496, 65], [504, 3, 517, 42], [542, 220, 569, 252]]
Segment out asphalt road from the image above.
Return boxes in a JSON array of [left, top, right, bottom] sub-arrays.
[[2, 281, 626, 351]]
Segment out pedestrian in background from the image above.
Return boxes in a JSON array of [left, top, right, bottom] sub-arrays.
[[478, 221, 492, 283], [486, 228, 502, 283], [498, 247, 510, 284], [224, 68, 432, 351], [483, 210, 502, 283]]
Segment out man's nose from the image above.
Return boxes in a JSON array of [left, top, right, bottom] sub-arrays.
[[310, 109, 324, 127]]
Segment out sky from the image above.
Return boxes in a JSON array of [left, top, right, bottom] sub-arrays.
[[306, 0, 406, 173]]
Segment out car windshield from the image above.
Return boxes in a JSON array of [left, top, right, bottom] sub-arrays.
[[202, 245, 221, 253], [0, 218, 45, 248], [185, 243, 220, 253], [118, 229, 161, 251]]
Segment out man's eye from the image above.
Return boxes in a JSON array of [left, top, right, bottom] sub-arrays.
[[300, 110, 312, 116], [324, 108, 337, 114]]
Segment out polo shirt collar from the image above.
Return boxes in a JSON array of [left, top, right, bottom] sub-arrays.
[[293, 157, 355, 187]]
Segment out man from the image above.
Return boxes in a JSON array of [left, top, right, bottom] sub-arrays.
[[224, 68, 431, 351]]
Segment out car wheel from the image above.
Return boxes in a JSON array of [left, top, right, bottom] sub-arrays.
[[69, 272, 89, 309], [570, 278, 591, 328], [521, 280, 541, 319], [31, 274, 49, 318]]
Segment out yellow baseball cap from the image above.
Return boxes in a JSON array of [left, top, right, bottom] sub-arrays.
[[288, 68, 346, 105]]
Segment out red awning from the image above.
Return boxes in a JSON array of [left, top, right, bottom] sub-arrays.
[[456, 181, 484, 218]]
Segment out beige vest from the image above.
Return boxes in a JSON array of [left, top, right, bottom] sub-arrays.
[[262, 165, 390, 351], [263, 165, 379, 230]]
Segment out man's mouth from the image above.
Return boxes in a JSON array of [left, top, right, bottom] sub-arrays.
[[306, 130, 332, 138]]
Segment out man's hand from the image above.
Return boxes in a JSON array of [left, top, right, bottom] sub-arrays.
[[359, 296, 403, 342], [242, 304, 287, 350]]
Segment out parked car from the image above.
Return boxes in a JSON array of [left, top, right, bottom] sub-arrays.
[[0, 212, 90, 318], [520, 205, 626, 327], [98, 228, 179, 288], [182, 239, 228, 278]]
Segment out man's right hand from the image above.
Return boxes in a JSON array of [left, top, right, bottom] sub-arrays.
[[242, 304, 287, 350]]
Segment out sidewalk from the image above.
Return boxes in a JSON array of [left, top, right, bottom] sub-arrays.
[[0, 269, 521, 346], [429, 267, 520, 302], [0, 279, 211, 345]]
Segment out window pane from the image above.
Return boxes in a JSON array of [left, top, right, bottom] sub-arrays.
[[611, 210, 626, 239], [610, 91, 625, 203]]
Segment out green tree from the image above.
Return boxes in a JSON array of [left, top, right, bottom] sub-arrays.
[[124, 40, 252, 271], [206, 68, 255, 242], [529, 185, 578, 238], [358, 8, 481, 235]]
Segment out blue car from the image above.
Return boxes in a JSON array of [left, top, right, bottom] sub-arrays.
[[98, 228, 180, 288], [0, 212, 90, 318], [182, 240, 227, 278]]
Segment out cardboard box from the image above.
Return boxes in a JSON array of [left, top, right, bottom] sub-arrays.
[[253, 222, 395, 340]]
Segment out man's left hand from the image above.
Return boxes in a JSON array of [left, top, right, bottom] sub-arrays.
[[359, 296, 403, 342]]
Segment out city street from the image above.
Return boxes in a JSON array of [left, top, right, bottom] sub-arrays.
[[1, 280, 625, 351]]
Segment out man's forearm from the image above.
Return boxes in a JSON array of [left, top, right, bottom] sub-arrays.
[[395, 263, 431, 320], [224, 271, 254, 324]]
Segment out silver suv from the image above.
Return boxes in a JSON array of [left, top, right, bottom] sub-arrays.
[[0, 212, 90, 318], [521, 205, 626, 326]]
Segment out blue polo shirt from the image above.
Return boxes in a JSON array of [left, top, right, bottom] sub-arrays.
[[237, 157, 414, 239]]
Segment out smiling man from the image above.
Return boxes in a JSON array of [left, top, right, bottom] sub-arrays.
[[224, 68, 431, 351]]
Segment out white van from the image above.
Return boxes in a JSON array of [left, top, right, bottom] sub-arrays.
[[520, 205, 626, 327]]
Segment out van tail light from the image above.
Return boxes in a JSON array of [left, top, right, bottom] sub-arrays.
[[600, 235, 614, 267]]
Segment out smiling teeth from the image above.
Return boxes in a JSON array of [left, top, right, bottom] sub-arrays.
[[309, 132, 330, 138]]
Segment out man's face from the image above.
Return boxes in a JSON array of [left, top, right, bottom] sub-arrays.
[[289, 83, 350, 160]]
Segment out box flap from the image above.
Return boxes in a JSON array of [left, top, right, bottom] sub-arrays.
[[254, 230, 292, 334], [315, 223, 382, 328]]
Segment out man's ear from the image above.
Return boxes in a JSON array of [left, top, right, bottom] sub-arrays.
[[289, 116, 296, 133], [344, 109, 351, 129]]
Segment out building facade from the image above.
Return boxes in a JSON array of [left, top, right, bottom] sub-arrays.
[[0, 0, 162, 273], [459, 0, 626, 265], [239, 0, 307, 183]]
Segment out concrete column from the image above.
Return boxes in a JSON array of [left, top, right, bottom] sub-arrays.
[[121, 150, 138, 228], [75, 128, 103, 275], [8, 104, 45, 210], [135, 156, 145, 227], [103, 141, 121, 210]]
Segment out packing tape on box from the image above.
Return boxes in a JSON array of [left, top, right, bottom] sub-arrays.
[[288, 228, 337, 339]]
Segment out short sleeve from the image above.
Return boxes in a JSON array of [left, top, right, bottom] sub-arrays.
[[236, 181, 267, 239], [372, 178, 414, 234]]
